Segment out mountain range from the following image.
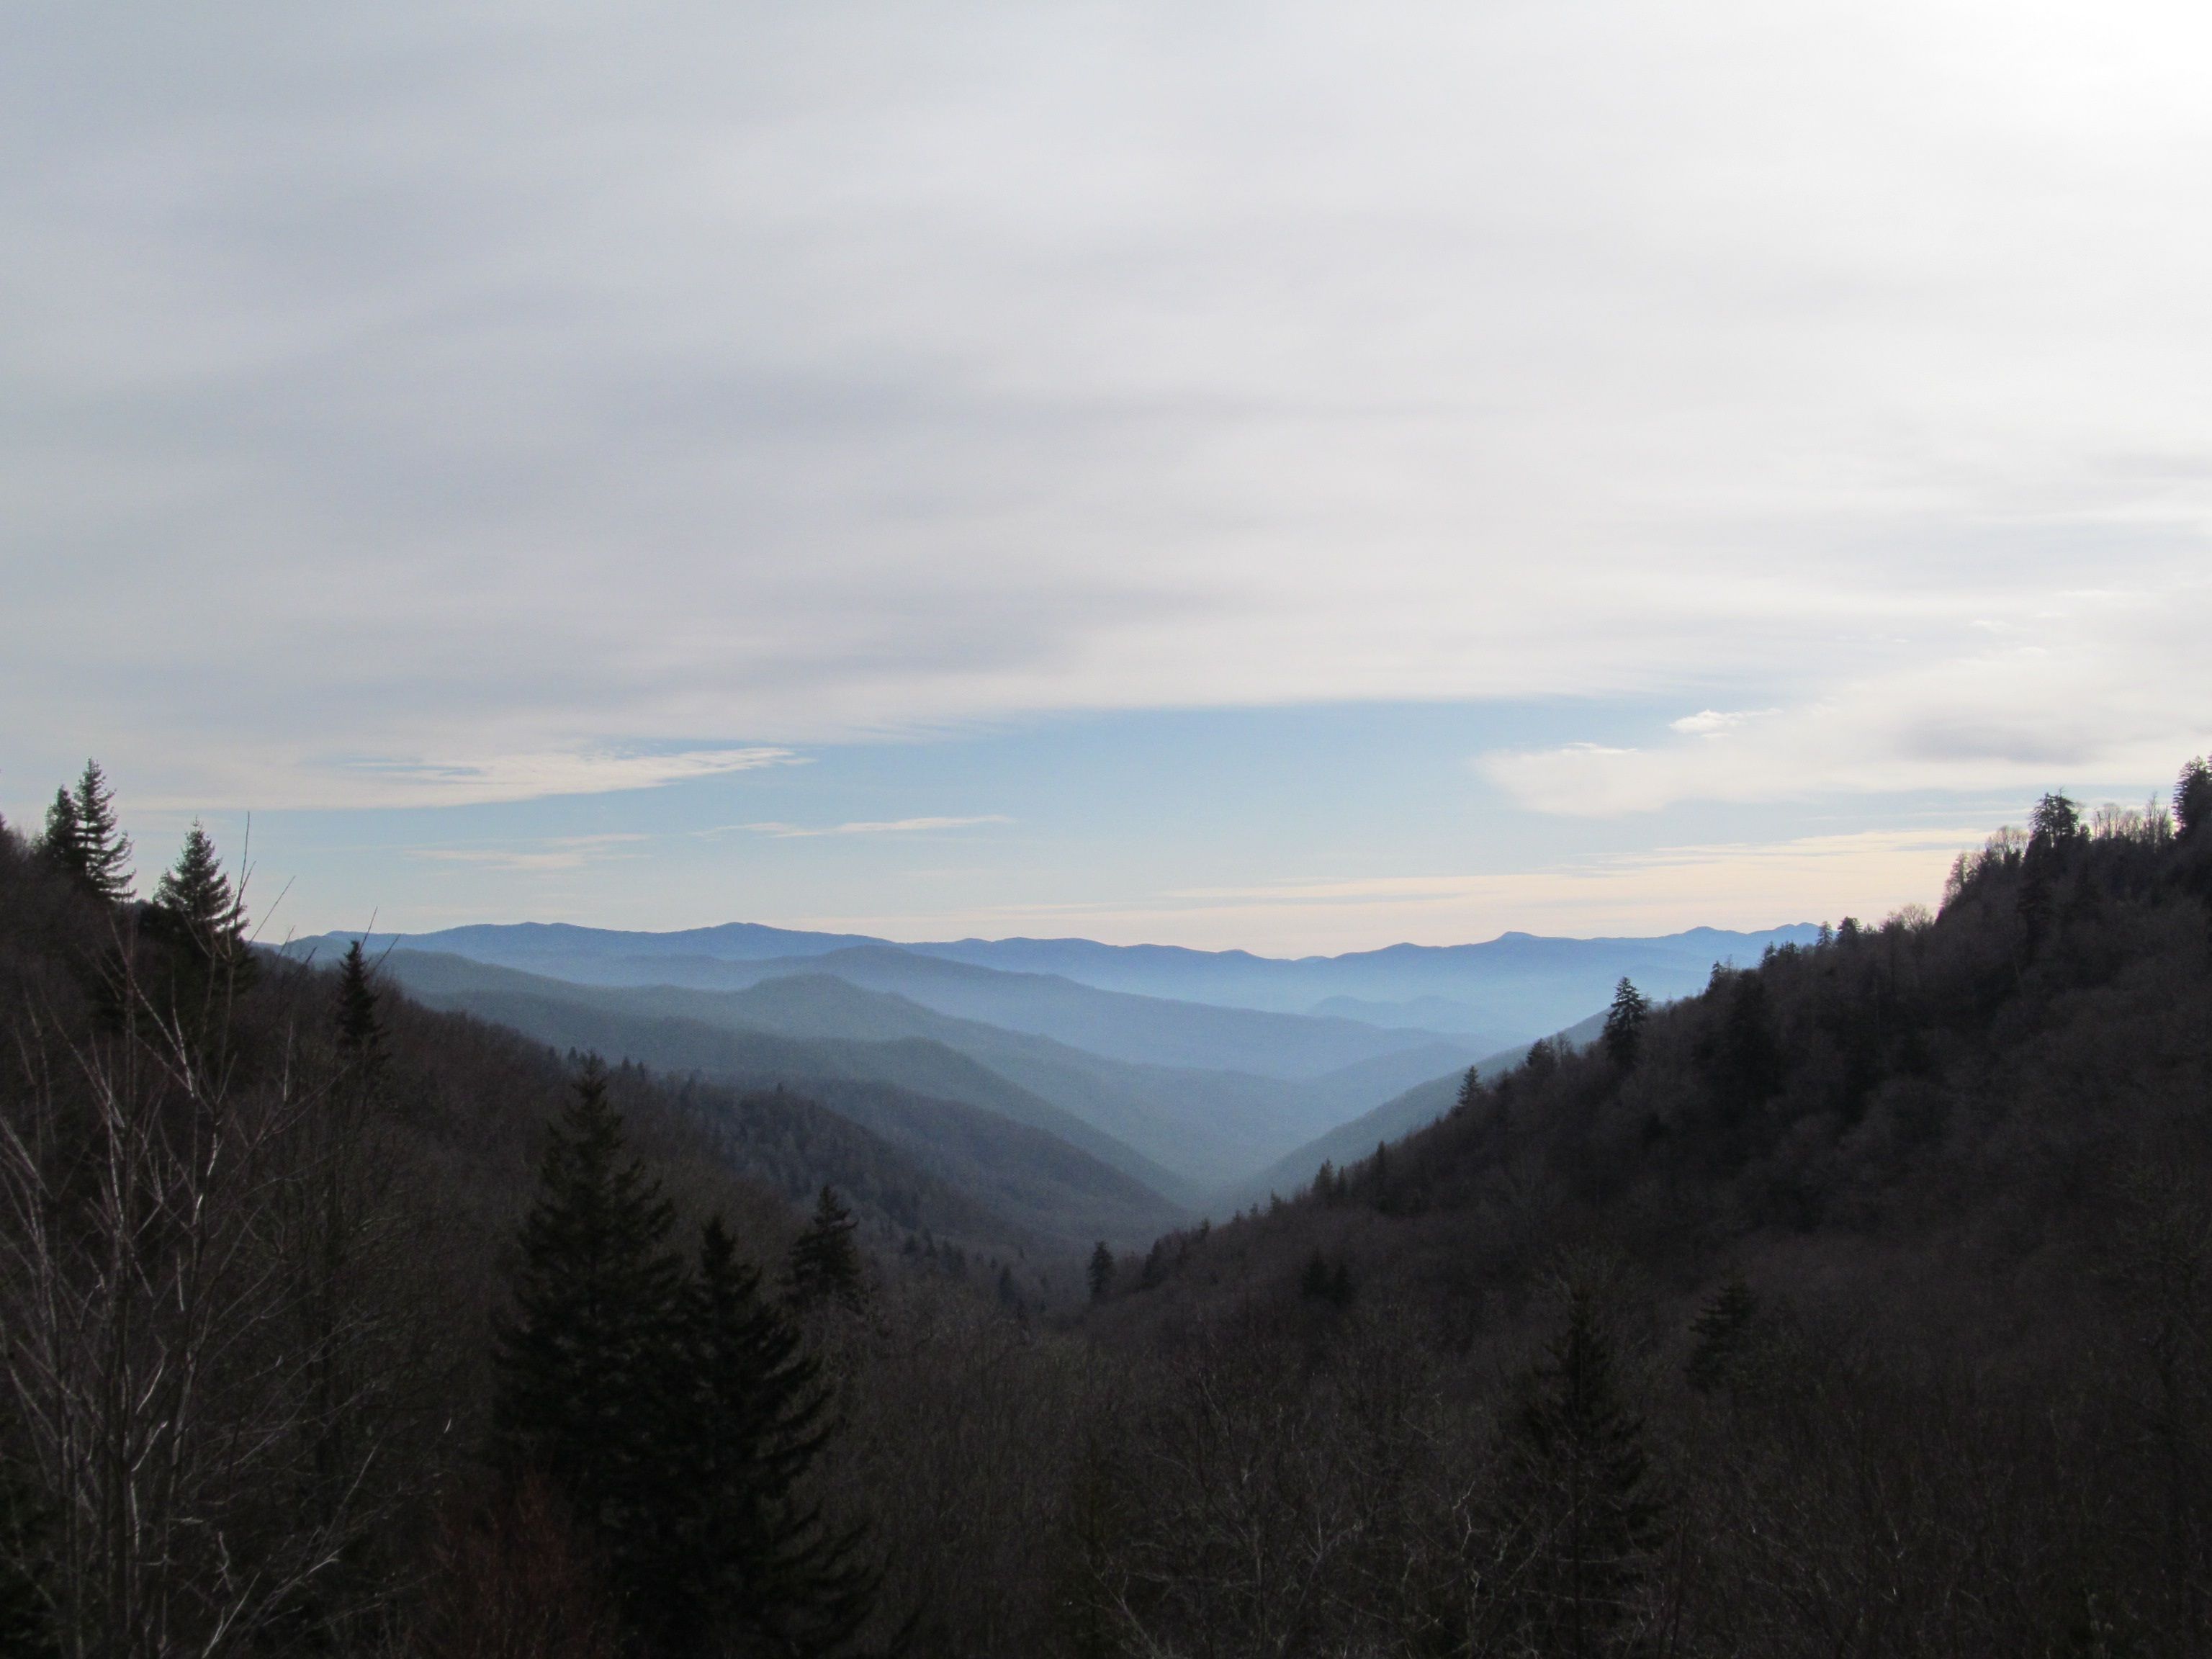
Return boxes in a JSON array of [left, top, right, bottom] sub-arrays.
[[282, 920, 1809, 1233]]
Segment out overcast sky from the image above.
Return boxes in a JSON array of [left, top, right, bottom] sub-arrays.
[[4, 1, 2208, 949]]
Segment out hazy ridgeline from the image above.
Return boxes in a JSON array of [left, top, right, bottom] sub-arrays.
[[1, 763, 2211, 1656]]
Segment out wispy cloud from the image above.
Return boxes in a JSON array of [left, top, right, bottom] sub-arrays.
[[735, 815, 1010, 840], [325, 748, 802, 809], [408, 834, 649, 873], [1482, 609, 2212, 815], [784, 826, 1994, 953]]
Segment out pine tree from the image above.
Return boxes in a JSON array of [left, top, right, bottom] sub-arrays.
[[1456, 1066, 1483, 1112], [36, 788, 83, 886], [1601, 978, 1649, 1069], [333, 940, 387, 1081], [644, 1219, 873, 1657], [1486, 1285, 1665, 1658], [786, 1187, 864, 1312], [68, 760, 132, 904], [1087, 1241, 1115, 1303], [2174, 757, 2212, 840], [153, 822, 246, 967], [492, 1059, 685, 1624]]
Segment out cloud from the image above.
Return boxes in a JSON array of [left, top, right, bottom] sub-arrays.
[[736, 815, 1010, 839], [6, 2, 2212, 816], [409, 833, 650, 872], [1669, 710, 1761, 736], [310, 748, 801, 810], [1483, 603, 2212, 814], [776, 824, 1993, 954]]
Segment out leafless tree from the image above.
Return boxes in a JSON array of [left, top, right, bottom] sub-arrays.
[[0, 951, 405, 1657]]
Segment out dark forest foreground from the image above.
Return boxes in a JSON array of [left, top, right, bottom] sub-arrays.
[[3, 763, 2211, 1657]]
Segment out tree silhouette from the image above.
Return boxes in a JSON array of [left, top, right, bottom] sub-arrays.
[[1601, 978, 1650, 1069], [1088, 1241, 1115, 1303], [153, 823, 247, 967], [333, 940, 387, 1082], [68, 760, 132, 905], [492, 1058, 685, 1629], [787, 1187, 865, 1312], [1487, 1284, 1665, 1658], [644, 1218, 873, 1656], [35, 788, 82, 888]]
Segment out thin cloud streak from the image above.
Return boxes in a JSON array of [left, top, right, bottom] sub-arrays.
[[737, 815, 1011, 840], [778, 825, 2000, 955]]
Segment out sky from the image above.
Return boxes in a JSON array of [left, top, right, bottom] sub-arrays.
[[4, 1, 2209, 952]]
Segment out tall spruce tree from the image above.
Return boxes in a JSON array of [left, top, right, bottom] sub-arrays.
[[333, 940, 386, 1081], [1601, 977, 1649, 1069], [787, 1187, 864, 1312], [2174, 757, 2211, 840], [1456, 1065, 1483, 1112], [492, 1059, 685, 1624], [1087, 1241, 1115, 1303], [1486, 1285, 1665, 1658], [644, 1219, 873, 1656], [36, 788, 83, 887], [68, 760, 132, 904], [153, 823, 247, 968]]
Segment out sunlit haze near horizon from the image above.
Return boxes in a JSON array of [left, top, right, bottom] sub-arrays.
[[5, 2, 2209, 952]]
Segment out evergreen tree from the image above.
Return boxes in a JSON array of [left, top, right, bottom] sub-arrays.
[[787, 1187, 864, 1312], [492, 1059, 685, 1624], [1087, 1241, 1115, 1303], [152, 822, 247, 968], [333, 940, 387, 1081], [2174, 757, 2212, 840], [35, 788, 83, 886], [1524, 1036, 1561, 1081], [1601, 977, 1649, 1069], [1486, 1285, 1665, 1658], [645, 1219, 873, 1657], [68, 760, 132, 904], [1456, 1066, 1483, 1112]]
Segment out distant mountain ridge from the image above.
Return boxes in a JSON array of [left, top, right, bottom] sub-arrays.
[[340, 949, 1444, 1197], [289, 920, 1817, 1049]]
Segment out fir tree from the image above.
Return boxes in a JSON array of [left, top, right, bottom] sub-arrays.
[[333, 940, 387, 1081], [786, 1187, 864, 1312], [1601, 977, 1649, 1069], [1456, 1066, 1483, 1112], [152, 822, 246, 967], [36, 788, 83, 887], [645, 1218, 873, 1657], [2174, 757, 2212, 840], [1487, 1285, 1665, 1658], [492, 1059, 685, 1624], [68, 760, 132, 904], [1087, 1241, 1115, 1303]]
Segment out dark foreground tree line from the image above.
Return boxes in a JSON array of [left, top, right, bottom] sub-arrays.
[[2, 758, 2211, 1656]]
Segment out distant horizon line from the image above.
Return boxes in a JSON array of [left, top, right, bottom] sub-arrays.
[[278, 915, 1829, 962]]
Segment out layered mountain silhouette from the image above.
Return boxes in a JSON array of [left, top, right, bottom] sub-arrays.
[[285, 921, 1808, 1224]]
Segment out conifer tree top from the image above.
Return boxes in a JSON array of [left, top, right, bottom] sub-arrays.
[[70, 759, 132, 905]]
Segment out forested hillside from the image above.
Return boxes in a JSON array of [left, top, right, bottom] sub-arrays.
[[5, 761, 2211, 1658], [1081, 774, 2212, 1655]]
